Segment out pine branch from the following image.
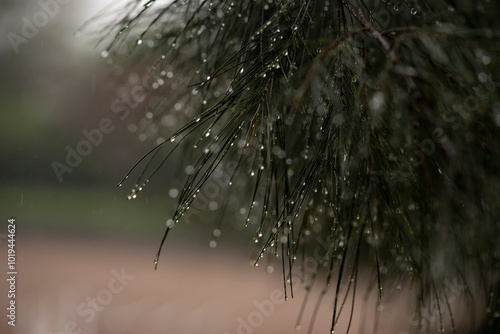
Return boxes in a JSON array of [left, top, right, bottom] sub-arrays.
[[85, 0, 500, 332]]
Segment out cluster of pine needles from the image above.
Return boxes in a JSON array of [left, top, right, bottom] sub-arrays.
[[84, 0, 500, 332]]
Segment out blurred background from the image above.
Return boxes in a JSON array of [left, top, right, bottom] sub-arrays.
[[0, 1, 472, 334]]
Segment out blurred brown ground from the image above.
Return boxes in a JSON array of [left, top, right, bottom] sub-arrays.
[[0, 233, 464, 334]]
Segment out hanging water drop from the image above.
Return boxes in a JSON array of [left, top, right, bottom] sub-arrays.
[[410, 8, 417, 15]]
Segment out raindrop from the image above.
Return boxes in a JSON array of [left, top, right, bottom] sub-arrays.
[[101, 50, 109, 58], [295, 325, 301, 330], [410, 8, 417, 15], [185, 165, 194, 174], [393, 5, 399, 12], [74, 30, 81, 38], [136, 39, 143, 45], [208, 201, 218, 211], [209, 240, 217, 248], [169, 188, 179, 198]]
